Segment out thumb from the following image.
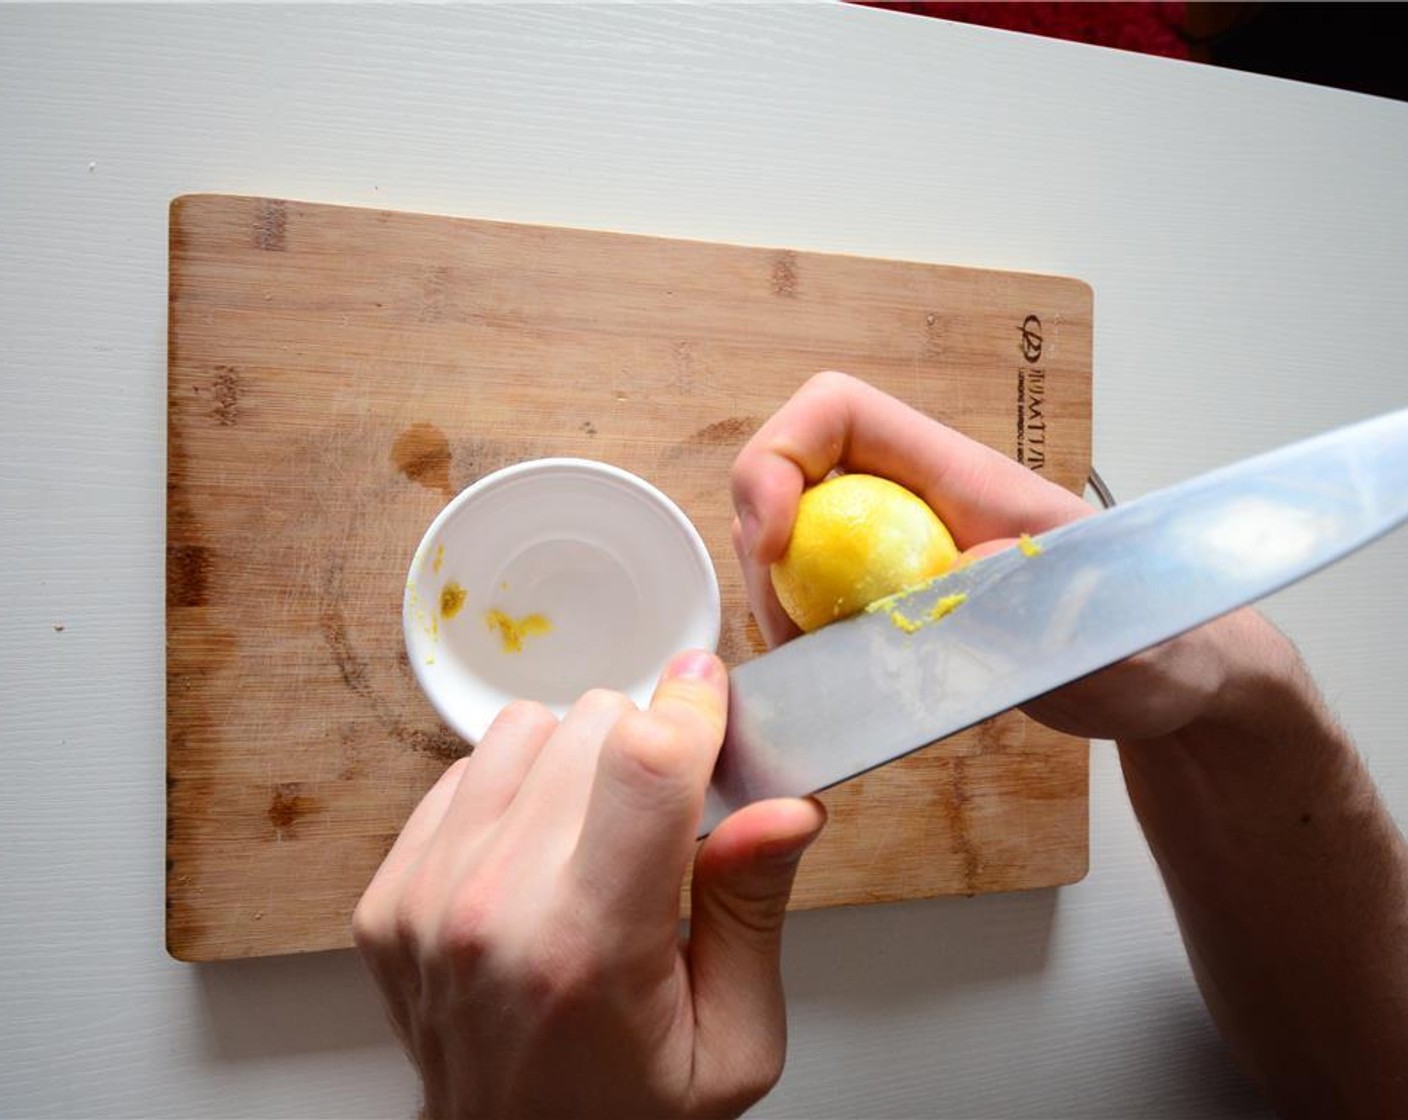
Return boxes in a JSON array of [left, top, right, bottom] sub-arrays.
[[688, 797, 826, 1101]]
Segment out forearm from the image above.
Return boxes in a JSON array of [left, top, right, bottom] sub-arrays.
[[1120, 611, 1408, 1117]]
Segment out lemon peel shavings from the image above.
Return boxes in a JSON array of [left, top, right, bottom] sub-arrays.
[[869, 585, 968, 635], [928, 592, 968, 621], [888, 609, 923, 634], [439, 582, 467, 619], [407, 581, 438, 642], [485, 609, 552, 653], [1018, 533, 1043, 557], [865, 593, 900, 616], [865, 572, 949, 617]]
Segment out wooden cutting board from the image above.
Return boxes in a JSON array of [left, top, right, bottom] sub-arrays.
[[167, 195, 1092, 961]]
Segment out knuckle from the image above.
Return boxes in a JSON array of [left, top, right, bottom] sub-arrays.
[[391, 897, 421, 947], [803, 369, 852, 396], [433, 855, 526, 965], [729, 447, 757, 490], [665, 681, 726, 740], [390, 874, 439, 946], [350, 894, 389, 951], [552, 962, 605, 1014], [702, 874, 790, 940], [607, 711, 694, 789], [523, 926, 608, 1011], [490, 698, 558, 738], [573, 687, 632, 719], [436, 755, 471, 787], [438, 890, 497, 961], [538, 956, 599, 1011]]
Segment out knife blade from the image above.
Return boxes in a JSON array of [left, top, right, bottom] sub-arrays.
[[701, 407, 1408, 834]]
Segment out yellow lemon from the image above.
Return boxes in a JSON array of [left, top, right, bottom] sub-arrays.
[[770, 474, 959, 633]]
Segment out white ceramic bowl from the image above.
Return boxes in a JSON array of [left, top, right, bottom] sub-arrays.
[[403, 458, 721, 744]]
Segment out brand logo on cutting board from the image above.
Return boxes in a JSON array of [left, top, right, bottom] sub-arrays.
[[1019, 314, 1043, 364], [1017, 314, 1046, 470]]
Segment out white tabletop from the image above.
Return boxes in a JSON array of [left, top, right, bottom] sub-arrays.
[[4, 5, 1407, 1117]]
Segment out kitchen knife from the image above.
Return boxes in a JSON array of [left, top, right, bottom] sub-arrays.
[[701, 407, 1408, 834]]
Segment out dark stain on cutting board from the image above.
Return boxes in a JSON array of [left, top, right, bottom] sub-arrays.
[[391, 422, 453, 496], [771, 250, 799, 297], [253, 199, 288, 251], [690, 417, 759, 446], [167, 544, 211, 608], [268, 782, 322, 839], [660, 416, 762, 471], [211, 365, 242, 427]]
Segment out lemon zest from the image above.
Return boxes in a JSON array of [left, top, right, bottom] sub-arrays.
[[1018, 533, 1043, 558], [888, 609, 923, 634], [439, 581, 467, 619], [927, 592, 968, 621], [865, 571, 953, 616], [485, 609, 552, 653]]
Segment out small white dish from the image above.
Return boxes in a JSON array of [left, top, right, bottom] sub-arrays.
[[404, 458, 721, 744]]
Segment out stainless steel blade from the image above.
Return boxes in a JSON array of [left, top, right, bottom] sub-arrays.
[[702, 407, 1408, 834]]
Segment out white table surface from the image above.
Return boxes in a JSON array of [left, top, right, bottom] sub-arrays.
[[4, 5, 1407, 1117]]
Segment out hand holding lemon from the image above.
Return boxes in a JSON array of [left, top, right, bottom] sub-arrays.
[[732, 371, 1231, 744], [730, 371, 1091, 647], [769, 473, 959, 633]]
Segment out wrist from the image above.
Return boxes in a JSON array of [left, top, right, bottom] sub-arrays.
[[1117, 609, 1361, 847], [1117, 609, 1334, 812]]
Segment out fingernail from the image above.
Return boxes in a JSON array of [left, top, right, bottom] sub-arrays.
[[667, 649, 718, 682], [739, 508, 762, 558]]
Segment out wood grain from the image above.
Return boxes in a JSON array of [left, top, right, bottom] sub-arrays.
[[167, 194, 1092, 961]]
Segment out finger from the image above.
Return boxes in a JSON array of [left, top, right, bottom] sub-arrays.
[[503, 688, 635, 845], [959, 536, 1021, 565], [688, 797, 827, 1102], [732, 371, 1089, 557], [569, 650, 728, 930], [730, 375, 833, 565], [353, 754, 476, 956], [431, 700, 560, 840], [732, 515, 800, 649], [365, 756, 473, 889]]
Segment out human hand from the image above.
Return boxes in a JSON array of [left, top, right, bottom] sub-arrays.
[[353, 651, 826, 1119], [730, 371, 1249, 744]]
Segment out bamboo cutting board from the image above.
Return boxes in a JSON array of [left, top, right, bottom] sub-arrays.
[[167, 195, 1092, 961]]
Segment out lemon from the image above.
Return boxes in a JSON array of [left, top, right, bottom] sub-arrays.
[[770, 474, 959, 633]]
